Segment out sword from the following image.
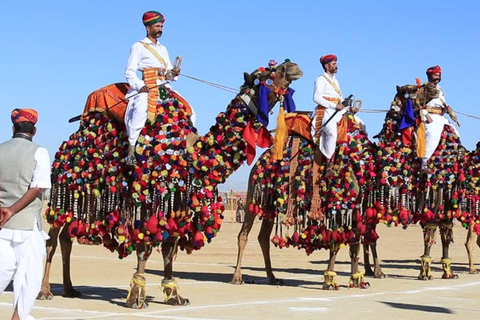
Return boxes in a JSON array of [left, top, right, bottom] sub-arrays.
[[315, 94, 354, 134]]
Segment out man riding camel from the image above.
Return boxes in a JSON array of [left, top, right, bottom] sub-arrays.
[[311, 54, 345, 161], [124, 10, 196, 166], [420, 65, 460, 168]]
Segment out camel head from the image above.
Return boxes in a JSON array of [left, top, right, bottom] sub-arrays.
[[392, 82, 440, 113], [241, 60, 303, 111]]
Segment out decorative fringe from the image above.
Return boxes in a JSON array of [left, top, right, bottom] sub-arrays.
[[416, 121, 426, 158], [284, 137, 300, 226], [309, 194, 322, 220], [272, 105, 288, 160], [309, 155, 323, 220]]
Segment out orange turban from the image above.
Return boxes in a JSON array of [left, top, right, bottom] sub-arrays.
[[426, 65, 442, 75], [320, 54, 337, 66], [142, 11, 165, 26], [11, 108, 38, 125]]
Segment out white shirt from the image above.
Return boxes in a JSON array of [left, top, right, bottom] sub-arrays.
[[31, 147, 51, 189], [0, 146, 51, 241], [313, 73, 343, 109], [125, 37, 174, 93]]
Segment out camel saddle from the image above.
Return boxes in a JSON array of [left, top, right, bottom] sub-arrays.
[[81, 82, 193, 124], [285, 111, 350, 144]]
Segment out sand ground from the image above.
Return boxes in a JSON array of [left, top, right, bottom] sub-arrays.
[[1, 210, 480, 320]]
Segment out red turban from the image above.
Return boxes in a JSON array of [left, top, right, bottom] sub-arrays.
[[142, 11, 165, 26], [11, 108, 38, 125], [426, 65, 442, 75], [320, 54, 337, 65]]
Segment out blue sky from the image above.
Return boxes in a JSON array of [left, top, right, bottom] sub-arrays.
[[1, 0, 479, 192]]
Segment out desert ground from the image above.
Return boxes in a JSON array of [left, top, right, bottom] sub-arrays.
[[1, 210, 480, 320]]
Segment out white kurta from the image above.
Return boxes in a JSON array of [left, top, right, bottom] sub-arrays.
[[310, 73, 344, 159], [124, 37, 196, 146], [0, 146, 50, 320], [423, 84, 460, 166]]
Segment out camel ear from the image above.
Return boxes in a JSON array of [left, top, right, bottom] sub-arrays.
[[243, 72, 254, 86], [277, 64, 286, 79]]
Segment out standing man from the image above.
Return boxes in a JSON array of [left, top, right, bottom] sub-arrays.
[[311, 54, 345, 161], [421, 65, 460, 167], [124, 11, 195, 166], [0, 109, 51, 320]]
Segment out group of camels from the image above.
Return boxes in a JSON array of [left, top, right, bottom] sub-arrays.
[[36, 60, 479, 308]]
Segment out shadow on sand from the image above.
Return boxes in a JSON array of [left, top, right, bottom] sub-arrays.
[[379, 301, 454, 314]]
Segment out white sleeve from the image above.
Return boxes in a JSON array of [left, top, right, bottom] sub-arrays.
[[313, 77, 337, 109], [30, 147, 51, 189], [125, 43, 145, 92]]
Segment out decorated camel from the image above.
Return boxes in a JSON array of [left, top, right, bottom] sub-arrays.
[[458, 144, 480, 273], [37, 60, 303, 307], [371, 80, 468, 280], [232, 99, 379, 290]]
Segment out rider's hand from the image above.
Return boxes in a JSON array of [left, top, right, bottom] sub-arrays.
[[139, 86, 149, 93], [335, 103, 345, 111], [171, 68, 181, 77]]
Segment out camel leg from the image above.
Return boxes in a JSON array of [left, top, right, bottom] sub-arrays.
[[258, 218, 282, 285], [368, 240, 386, 278], [465, 224, 479, 274], [362, 242, 374, 277], [323, 246, 339, 290], [125, 243, 152, 309], [232, 211, 257, 284], [37, 226, 61, 300], [349, 241, 369, 288], [418, 224, 435, 280], [160, 237, 190, 306], [59, 225, 80, 297], [440, 223, 457, 279]]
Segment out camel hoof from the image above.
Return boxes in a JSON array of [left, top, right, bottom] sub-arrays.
[[37, 291, 54, 300], [322, 284, 338, 290], [166, 297, 190, 306], [360, 282, 370, 289], [126, 299, 149, 309], [442, 273, 458, 279], [375, 273, 387, 279], [63, 289, 81, 298], [231, 278, 245, 285], [418, 275, 433, 281], [468, 268, 479, 274], [131, 301, 149, 309]]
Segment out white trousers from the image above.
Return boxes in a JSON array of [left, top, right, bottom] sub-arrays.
[[125, 92, 149, 146], [422, 114, 460, 167], [0, 226, 47, 320], [124, 91, 197, 147], [312, 108, 346, 160]]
